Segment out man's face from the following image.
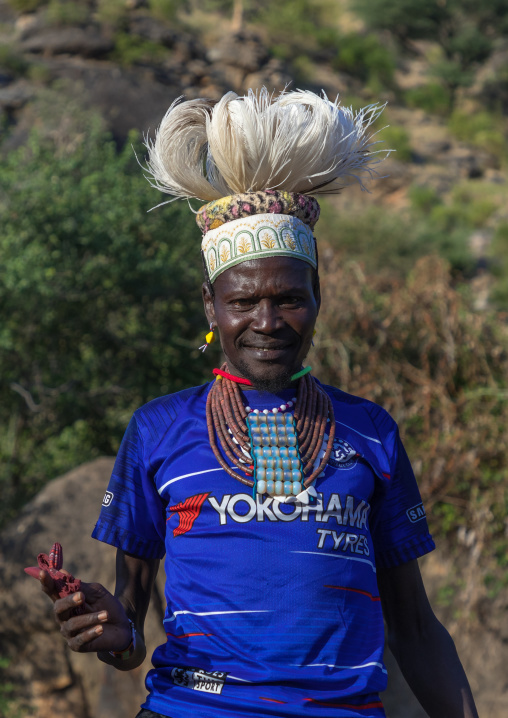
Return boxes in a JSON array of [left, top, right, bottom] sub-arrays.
[[203, 257, 320, 391]]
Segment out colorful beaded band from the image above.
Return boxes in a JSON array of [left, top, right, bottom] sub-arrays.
[[246, 403, 304, 499], [206, 365, 335, 502], [213, 366, 311, 385], [201, 213, 317, 283], [109, 619, 136, 661]]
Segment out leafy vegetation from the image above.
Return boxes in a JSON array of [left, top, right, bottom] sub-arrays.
[[333, 32, 396, 90], [0, 125, 213, 527]]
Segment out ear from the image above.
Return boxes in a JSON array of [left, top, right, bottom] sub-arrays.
[[313, 275, 321, 316], [202, 282, 216, 326]]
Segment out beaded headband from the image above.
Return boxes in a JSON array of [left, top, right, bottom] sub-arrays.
[[201, 212, 317, 283], [197, 190, 319, 282]]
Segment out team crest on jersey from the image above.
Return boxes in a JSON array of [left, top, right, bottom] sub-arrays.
[[328, 438, 359, 470]]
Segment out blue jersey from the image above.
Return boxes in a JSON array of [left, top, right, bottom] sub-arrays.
[[92, 382, 435, 718]]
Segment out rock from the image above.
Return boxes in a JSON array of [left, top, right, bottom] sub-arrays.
[[243, 58, 292, 93], [20, 26, 114, 58], [128, 14, 182, 47], [30, 57, 181, 142], [206, 30, 268, 73], [0, 79, 33, 109], [0, 457, 167, 718]]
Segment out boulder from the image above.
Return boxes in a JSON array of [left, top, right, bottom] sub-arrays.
[[206, 30, 268, 74], [0, 457, 167, 718], [20, 26, 114, 58]]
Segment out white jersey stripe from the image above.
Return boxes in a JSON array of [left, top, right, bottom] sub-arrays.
[[227, 674, 253, 683], [158, 467, 223, 495], [291, 550, 377, 573], [335, 420, 382, 445], [292, 661, 387, 674], [165, 609, 272, 622]]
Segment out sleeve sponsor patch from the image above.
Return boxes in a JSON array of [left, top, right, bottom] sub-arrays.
[[406, 503, 426, 523], [171, 666, 227, 695], [102, 490, 114, 507]]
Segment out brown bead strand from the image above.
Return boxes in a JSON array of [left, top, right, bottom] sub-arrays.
[[300, 387, 324, 460], [304, 395, 336, 487], [294, 371, 308, 433], [206, 381, 254, 487], [211, 385, 241, 462], [214, 383, 252, 468], [303, 403, 328, 473], [226, 368, 250, 434], [299, 375, 319, 448], [222, 373, 249, 442], [205, 367, 336, 492]]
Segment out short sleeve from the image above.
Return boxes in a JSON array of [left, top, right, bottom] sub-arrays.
[[91, 414, 166, 559], [370, 427, 435, 568]]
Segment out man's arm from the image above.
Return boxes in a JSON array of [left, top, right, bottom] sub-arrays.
[[377, 559, 478, 718], [97, 549, 160, 671], [40, 548, 159, 672]]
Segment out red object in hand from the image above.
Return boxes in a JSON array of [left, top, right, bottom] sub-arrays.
[[24, 542, 84, 613]]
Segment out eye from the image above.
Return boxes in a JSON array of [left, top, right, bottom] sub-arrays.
[[231, 297, 256, 309], [279, 296, 302, 307]]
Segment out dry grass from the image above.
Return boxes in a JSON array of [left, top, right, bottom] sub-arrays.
[[313, 252, 508, 610]]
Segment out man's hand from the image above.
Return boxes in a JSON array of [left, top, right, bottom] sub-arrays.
[[30, 548, 159, 671], [39, 569, 132, 654]]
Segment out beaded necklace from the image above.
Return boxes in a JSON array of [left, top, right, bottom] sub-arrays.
[[206, 363, 335, 501]]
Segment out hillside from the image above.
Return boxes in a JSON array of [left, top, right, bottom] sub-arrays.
[[0, 1, 507, 715]]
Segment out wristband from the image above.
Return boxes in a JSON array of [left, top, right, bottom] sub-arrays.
[[108, 619, 136, 661]]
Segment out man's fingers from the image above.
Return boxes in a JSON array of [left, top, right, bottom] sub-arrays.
[[61, 611, 108, 638], [53, 592, 85, 623], [66, 625, 106, 652], [65, 623, 132, 654], [39, 570, 61, 601]]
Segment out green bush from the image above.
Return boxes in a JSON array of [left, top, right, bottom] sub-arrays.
[[46, 0, 89, 26], [7, 0, 46, 12], [408, 184, 441, 213], [256, 0, 341, 62], [318, 201, 475, 278], [0, 126, 213, 527], [380, 125, 412, 162], [94, 0, 127, 27], [111, 32, 167, 66], [0, 44, 29, 76], [149, 0, 182, 22], [333, 32, 395, 89], [405, 83, 451, 115], [448, 110, 507, 159]]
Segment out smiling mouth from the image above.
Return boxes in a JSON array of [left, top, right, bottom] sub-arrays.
[[244, 345, 289, 351]]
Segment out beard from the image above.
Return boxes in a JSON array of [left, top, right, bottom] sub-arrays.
[[231, 357, 296, 394]]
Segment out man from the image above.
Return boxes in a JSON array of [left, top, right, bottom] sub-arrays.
[[37, 89, 478, 717]]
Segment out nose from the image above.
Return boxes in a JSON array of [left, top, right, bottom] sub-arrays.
[[250, 299, 283, 334]]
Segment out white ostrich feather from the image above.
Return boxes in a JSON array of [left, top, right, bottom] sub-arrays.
[[144, 87, 387, 204]]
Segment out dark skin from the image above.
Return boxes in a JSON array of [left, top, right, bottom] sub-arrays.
[[37, 257, 478, 715]]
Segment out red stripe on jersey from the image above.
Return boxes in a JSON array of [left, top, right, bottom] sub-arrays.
[[304, 698, 384, 709], [166, 632, 213, 639], [168, 492, 210, 537], [259, 697, 287, 704], [324, 585, 381, 601]]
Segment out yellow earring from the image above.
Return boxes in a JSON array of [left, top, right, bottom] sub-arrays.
[[199, 323, 216, 352]]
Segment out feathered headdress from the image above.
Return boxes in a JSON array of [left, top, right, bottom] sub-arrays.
[[144, 88, 386, 281]]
